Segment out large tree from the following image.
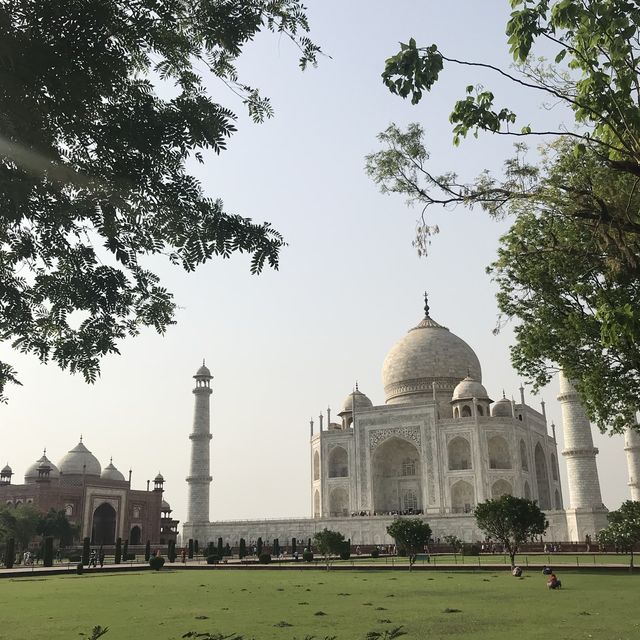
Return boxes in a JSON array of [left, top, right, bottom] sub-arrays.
[[313, 528, 345, 569], [386, 517, 432, 569], [36, 508, 79, 546], [474, 495, 547, 569], [367, 0, 640, 432], [0, 1, 320, 401]]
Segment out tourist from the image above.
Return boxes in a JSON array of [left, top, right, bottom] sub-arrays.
[[89, 549, 97, 567], [547, 573, 562, 589], [181, 548, 186, 563], [512, 566, 522, 577], [542, 565, 552, 576]]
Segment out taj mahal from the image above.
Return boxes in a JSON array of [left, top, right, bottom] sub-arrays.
[[183, 294, 640, 547]]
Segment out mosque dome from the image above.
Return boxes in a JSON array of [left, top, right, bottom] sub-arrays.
[[382, 295, 482, 405], [101, 459, 125, 482], [452, 376, 491, 402], [24, 452, 60, 483], [161, 499, 171, 512], [57, 440, 101, 477], [491, 395, 513, 418], [154, 472, 164, 483], [1, 464, 11, 473], [338, 387, 373, 414]]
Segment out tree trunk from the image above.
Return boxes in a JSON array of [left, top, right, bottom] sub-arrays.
[[630, 550, 634, 573], [509, 549, 516, 570]]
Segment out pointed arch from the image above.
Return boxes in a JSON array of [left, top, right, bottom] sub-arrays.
[[329, 487, 349, 517], [488, 435, 512, 469], [328, 446, 348, 478], [491, 479, 512, 498], [520, 440, 528, 471], [313, 490, 320, 517], [448, 437, 472, 470], [461, 405, 472, 417], [451, 480, 475, 513], [534, 443, 551, 510], [550, 453, 558, 481], [524, 480, 531, 500], [313, 450, 320, 481], [554, 489, 562, 510]]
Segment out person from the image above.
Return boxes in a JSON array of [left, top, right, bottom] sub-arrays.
[[89, 549, 97, 568], [181, 548, 187, 564], [512, 566, 522, 577], [542, 565, 553, 576], [547, 573, 562, 589], [99, 549, 105, 568]]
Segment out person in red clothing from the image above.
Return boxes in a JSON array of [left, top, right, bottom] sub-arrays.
[[547, 573, 562, 589]]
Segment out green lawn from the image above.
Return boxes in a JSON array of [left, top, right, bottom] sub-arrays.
[[1, 568, 638, 640]]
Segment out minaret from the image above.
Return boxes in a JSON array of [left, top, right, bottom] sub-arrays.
[[624, 426, 640, 501], [186, 361, 213, 526], [557, 372, 607, 540]]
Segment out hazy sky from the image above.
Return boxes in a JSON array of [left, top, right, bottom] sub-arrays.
[[0, 1, 630, 526]]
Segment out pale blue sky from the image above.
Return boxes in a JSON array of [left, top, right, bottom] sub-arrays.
[[0, 1, 629, 524]]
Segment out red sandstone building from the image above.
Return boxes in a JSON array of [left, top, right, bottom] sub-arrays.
[[0, 439, 178, 545]]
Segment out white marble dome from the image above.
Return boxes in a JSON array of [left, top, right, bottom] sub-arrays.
[[382, 302, 481, 405], [101, 459, 125, 482], [24, 452, 60, 483], [452, 376, 490, 401], [195, 362, 211, 377], [338, 388, 373, 414], [57, 440, 101, 477], [491, 396, 513, 417]]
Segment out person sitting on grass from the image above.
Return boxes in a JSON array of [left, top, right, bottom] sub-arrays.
[[547, 573, 562, 589], [542, 565, 553, 575], [512, 566, 522, 577]]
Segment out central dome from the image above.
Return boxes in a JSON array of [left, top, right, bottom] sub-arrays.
[[57, 439, 101, 477], [382, 296, 481, 408]]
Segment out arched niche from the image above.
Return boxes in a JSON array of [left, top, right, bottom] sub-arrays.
[[448, 437, 472, 470], [403, 488, 418, 511], [550, 453, 559, 481], [491, 479, 512, 498], [329, 487, 349, 517], [328, 446, 348, 478], [372, 437, 421, 513], [130, 525, 141, 545], [488, 435, 512, 469], [524, 480, 531, 500], [451, 480, 475, 513], [534, 443, 551, 510], [313, 451, 320, 481], [313, 490, 320, 518], [520, 440, 528, 471], [554, 489, 562, 510], [461, 405, 472, 417], [92, 502, 117, 545]]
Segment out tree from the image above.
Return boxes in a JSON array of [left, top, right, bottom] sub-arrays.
[[256, 537, 263, 556], [1, 504, 40, 554], [82, 537, 90, 566], [474, 495, 548, 569], [114, 537, 122, 564], [36, 508, 78, 546], [4, 537, 15, 568], [368, 1, 640, 432], [0, 0, 321, 401], [187, 539, 193, 560], [43, 536, 54, 567], [386, 518, 432, 569], [597, 500, 640, 571], [443, 534, 463, 560], [145, 540, 151, 562], [239, 538, 247, 560], [313, 528, 345, 569]]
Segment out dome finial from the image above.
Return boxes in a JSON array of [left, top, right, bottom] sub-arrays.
[[80, 434, 83, 443], [423, 291, 430, 317], [43, 447, 46, 456], [355, 380, 359, 391]]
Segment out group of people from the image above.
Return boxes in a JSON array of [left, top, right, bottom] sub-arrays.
[[87, 548, 106, 567], [350, 509, 425, 517], [513, 564, 562, 589]]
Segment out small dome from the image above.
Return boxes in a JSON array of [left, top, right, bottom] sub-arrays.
[[154, 472, 164, 482], [161, 499, 171, 511], [25, 452, 60, 483], [338, 387, 373, 414], [57, 440, 101, 477], [1, 464, 12, 474], [194, 361, 212, 378], [101, 459, 125, 482], [491, 395, 513, 417], [452, 376, 491, 402]]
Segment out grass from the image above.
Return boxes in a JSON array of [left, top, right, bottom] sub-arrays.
[[0, 568, 638, 640]]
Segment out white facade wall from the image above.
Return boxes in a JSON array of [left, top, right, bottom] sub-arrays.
[[624, 427, 640, 501]]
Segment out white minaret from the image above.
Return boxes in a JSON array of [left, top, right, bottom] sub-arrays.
[[186, 361, 213, 527], [557, 372, 607, 540], [624, 426, 640, 501]]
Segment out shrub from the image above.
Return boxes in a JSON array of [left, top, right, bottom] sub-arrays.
[[43, 536, 54, 567], [82, 537, 90, 566], [115, 538, 122, 564], [371, 548, 380, 558], [188, 539, 194, 559], [239, 538, 246, 559], [259, 553, 272, 564], [4, 538, 15, 569], [339, 540, 351, 560], [68, 554, 81, 563], [76, 562, 84, 575], [302, 551, 314, 563], [168, 540, 176, 563], [291, 537, 297, 555], [206, 555, 220, 564], [122, 540, 129, 563], [194, 540, 199, 555], [462, 544, 481, 557], [145, 541, 151, 562], [149, 555, 165, 571], [217, 537, 223, 557], [257, 537, 263, 556], [224, 543, 231, 557]]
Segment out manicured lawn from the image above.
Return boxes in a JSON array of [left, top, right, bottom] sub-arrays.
[[0, 568, 638, 640]]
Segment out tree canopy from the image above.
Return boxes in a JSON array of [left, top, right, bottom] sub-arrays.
[[597, 500, 640, 569], [0, 0, 320, 401], [313, 528, 345, 568], [474, 495, 548, 569], [386, 517, 432, 567], [367, 0, 640, 432]]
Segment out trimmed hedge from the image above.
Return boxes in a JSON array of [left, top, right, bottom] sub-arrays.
[[302, 551, 314, 563], [149, 556, 165, 571], [145, 541, 151, 562], [258, 553, 272, 564], [206, 555, 220, 564], [371, 548, 380, 558], [4, 538, 14, 568]]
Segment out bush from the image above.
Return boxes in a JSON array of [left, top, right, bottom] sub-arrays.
[[256, 537, 263, 556], [4, 538, 15, 569], [145, 541, 151, 562], [122, 540, 129, 563], [239, 538, 246, 559], [43, 536, 54, 567], [462, 544, 481, 557], [82, 537, 90, 566], [168, 540, 176, 563], [340, 541, 351, 560], [371, 548, 380, 558], [206, 555, 220, 564], [149, 556, 165, 571], [115, 538, 122, 564], [302, 551, 314, 563], [76, 562, 84, 575], [258, 553, 272, 564], [67, 554, 81, 563]]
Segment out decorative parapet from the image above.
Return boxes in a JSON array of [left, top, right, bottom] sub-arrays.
[[561, 447, 598, 458]]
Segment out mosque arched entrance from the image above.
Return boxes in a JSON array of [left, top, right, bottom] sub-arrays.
[[372, 437, 422, 514], [91, 502, 117, 545]]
